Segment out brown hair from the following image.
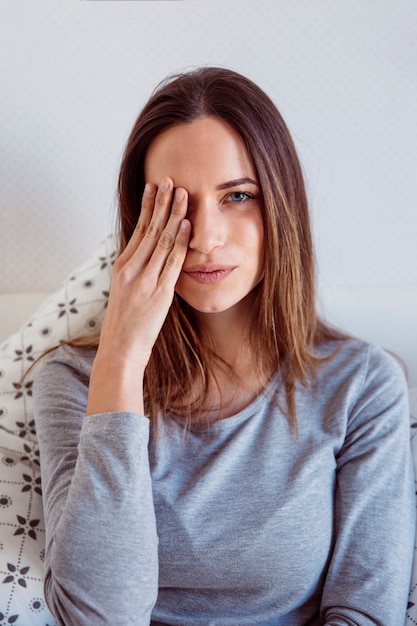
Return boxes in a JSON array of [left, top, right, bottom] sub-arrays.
[[77, 67, 345, 428]]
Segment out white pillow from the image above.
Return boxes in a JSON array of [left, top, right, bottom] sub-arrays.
[[0, 236, 115, 625]]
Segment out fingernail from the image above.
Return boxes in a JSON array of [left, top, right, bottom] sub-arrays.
[[160, 178, 170, 191], [175, 188, 185, 202], [144, 183, 153, 195]]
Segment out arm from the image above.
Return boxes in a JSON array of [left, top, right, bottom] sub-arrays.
[[321, 345, 415, 625], [34, 179, 191, 625], [34, 351, 158, 625], [87, 180, 190, 417]]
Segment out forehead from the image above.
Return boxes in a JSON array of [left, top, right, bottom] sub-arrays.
[[144, 116, 257, 187]]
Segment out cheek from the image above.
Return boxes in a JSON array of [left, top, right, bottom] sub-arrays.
[[248, 215, 265, 259], [251, 217, 265, 280], [174, 273, 188, 299]]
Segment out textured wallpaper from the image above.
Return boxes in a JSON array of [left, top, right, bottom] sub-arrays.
[[1, 0, 416, 292]]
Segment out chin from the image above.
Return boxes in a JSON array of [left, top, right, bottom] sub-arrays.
[[175, 281, 261, 318], [184, 301, 233, 315], [176, 291, 254, 318]]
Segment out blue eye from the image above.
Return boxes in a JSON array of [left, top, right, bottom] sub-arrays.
[[227, 191, 254, 203]]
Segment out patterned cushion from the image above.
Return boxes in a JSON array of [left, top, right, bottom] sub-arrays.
[[0, 235, 415, 625], [0, 236, 115, 625]]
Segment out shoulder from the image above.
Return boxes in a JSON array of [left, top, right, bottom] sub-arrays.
[[315, 337, 407, 387], [37, 344, 96, 378], [33, 344, 96, 405], [311, 338, 409, 421]]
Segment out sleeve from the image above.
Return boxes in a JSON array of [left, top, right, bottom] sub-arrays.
[[320, 344, 415, 626], [33, 348, 159, 626]]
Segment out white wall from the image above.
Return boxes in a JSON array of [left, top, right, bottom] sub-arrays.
[[1, 2, 416, 316]]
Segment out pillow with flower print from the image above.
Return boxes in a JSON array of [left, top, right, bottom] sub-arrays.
[[0, 235, 116, 626]]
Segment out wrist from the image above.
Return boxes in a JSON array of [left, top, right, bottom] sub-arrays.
[[86, 349, 145, 416]]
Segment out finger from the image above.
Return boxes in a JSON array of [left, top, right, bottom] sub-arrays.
[[137, 182, 157, 239], [159, 219, 191, 287], [144, 177, 174, 243], [158, 187, 189, 245], [120, 182, 157, 262], [146, 187, 189, 275], [123, 177, 175, 262]]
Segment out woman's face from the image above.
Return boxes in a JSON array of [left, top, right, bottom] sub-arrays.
[[144, 116, 264, 318]]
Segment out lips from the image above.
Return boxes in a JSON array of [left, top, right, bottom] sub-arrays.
[[182, 264, 236, 284]]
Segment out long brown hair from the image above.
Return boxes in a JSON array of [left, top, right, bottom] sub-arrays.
[[79, 67, 344, 428]]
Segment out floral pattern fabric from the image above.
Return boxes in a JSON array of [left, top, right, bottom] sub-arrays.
[[0, 236, 115, 625]]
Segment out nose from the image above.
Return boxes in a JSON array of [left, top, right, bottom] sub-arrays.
[[188, 201, 225, 255]]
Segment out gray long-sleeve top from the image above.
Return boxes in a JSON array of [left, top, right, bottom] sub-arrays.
[[33, 339, 415, 625]]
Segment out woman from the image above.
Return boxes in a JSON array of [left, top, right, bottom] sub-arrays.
[[33, 67, 415, 625]]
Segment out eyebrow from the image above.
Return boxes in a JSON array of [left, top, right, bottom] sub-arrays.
[[215, 177, 259, 190]]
